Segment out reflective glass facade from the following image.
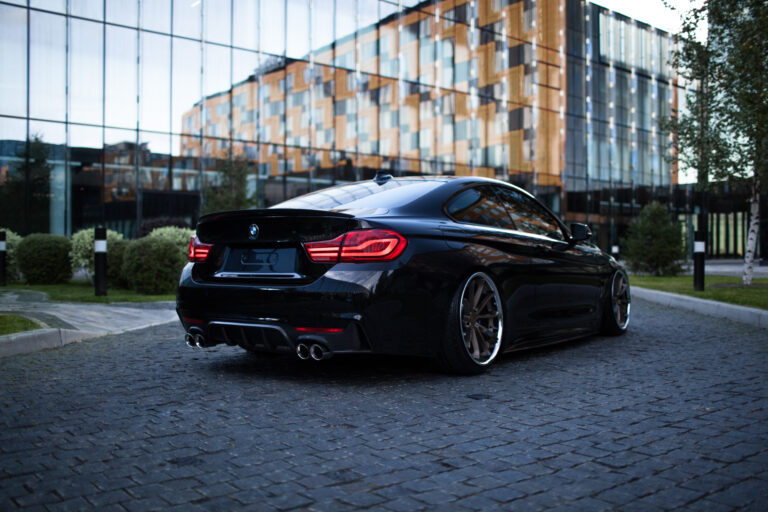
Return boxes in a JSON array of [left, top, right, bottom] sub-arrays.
[[0, 0, 680, 251]]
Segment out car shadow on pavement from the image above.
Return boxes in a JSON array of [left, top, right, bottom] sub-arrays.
[[199, 334, 606, 385], [204, 350, 444, 384]]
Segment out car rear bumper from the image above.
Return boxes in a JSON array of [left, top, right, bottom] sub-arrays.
[[176, 262, 450, 357]]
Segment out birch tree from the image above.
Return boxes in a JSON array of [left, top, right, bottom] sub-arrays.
[[709, 0, 768, 285], [670, 0, 768, 285]]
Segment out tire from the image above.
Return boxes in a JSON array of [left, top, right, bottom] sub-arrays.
[[437, 272, 504, 375], [601, 269, 631, 336]]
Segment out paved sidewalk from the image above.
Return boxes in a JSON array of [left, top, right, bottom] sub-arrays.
[[681, 258, 768, 277], [632, 287, 768, 329], [0, 289, 178, 358]]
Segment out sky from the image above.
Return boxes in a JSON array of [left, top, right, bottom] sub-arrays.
[[590, 0, 693, 34]]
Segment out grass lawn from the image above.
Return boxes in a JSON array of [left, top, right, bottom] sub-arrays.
[[630, 274, 768, 310], [3, 279, 175, 303], [0, 314, 42, 336]]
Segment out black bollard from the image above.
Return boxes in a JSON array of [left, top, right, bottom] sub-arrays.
[[0, 231, 6, 286], [693, 230, 705, 291], [94, 227, 107, 296]]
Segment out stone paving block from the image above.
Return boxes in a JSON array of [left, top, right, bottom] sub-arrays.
[[189, 496, 244, 510], [548, 496, 615, 512], [121, 496, 172, 511], [12, 490, 60, 508], [596, 482, 653, 505], [85, 489, 132, 508], [707, 478, 768, 508], [479, 485, 526, 503], [452, 492, 502, 510], [338, 490, 388, 508], [616, 500, 666, 512], [267, 492, 315, 510], [44, 496, 93, 512], [637, 486, 705, 509]]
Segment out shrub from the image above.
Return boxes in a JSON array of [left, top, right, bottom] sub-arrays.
[[70, 228, 125, 279], [17, 234, 73, 284], [147, 226, 195, 263], [122, 237, 186, 294], [147, 225, 195, 247], [138, 217, 191, 238], [108, 238, 129, 287], [0, 227, 22, 281], [622, 202, 685, 276]]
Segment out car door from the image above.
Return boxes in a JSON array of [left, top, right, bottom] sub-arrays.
[[494, 186, 604, 340], [440, 185, 545, 345]]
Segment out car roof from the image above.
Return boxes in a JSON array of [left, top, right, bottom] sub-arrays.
[[273, 176, 535, 217]]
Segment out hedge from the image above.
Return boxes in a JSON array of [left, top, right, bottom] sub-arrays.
[[122, 237, 186, 294], [17, 234, 72, 284]]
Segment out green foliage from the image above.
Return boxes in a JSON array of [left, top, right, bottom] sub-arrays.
[[146, 226, 195, 247], [669, 0, 768, 187], [70, 228, 125, 279], [108, 238, 129, 287], [138, 217, 191, 237], [10, 280, 175, 303], [630, 275, 768, 311], [0, 314, 41, 336], [707, 0, 768, 185], [621, 202, 685, 276], [122, 237, 186, 294], [146, 226, 195, 264], [669, 0, 768, 283], [17, 234, 73, 284], [0, 227, 22, 281], [203, 155, 256, 214]]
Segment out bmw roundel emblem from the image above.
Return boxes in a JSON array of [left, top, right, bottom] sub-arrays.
[[248, 224, 260, 239]]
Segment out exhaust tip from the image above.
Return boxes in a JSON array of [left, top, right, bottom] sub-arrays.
[[186, 328, 204, 348], [310, 343, 332, 361], [296, 343, 310, 360]]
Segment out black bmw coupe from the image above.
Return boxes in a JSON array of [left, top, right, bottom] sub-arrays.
[[177, 175, 630, 374]]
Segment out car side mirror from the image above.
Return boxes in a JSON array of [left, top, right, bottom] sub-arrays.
[[570, 223, 591, 242]]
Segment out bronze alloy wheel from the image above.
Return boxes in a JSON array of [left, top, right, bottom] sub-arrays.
[[459, 272, 503, 365], [611, 270, 631, 330]]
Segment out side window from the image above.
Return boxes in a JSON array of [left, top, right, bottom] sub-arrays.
[[446, 186, 516, 230], [496, 187, 564, 241]]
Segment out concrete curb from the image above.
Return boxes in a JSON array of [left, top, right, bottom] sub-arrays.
[[0, 328, 103, 358], [632, 286, 768, 329], [0, 318, 180, 359]]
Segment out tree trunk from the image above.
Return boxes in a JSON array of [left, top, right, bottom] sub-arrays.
[[743, 177, 761, 286]]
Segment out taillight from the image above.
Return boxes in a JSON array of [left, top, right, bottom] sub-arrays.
[[188, 236, 213, 262], [304, 235, 345, 262], [304, 229, 407, 263]]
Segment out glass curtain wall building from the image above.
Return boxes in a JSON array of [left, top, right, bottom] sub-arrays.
[[0, 0, 678, 251], [565, 0, 678, 248]]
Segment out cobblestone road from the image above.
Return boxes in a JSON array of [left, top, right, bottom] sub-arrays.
[[1, 299, 767, 511]]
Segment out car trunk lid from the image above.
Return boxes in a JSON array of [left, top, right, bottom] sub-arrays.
[[194, 209, 360, 283]]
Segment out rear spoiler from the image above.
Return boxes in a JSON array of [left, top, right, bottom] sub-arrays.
[[197, 208, 354, 226]]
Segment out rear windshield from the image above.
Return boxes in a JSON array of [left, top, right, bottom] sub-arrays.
[[273, 178, 446, 211]]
